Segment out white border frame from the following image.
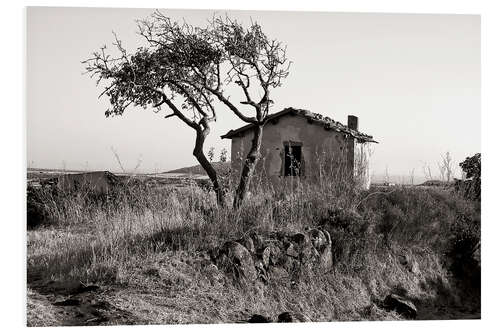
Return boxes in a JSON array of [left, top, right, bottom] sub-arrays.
[[3, 1, 498, 332]]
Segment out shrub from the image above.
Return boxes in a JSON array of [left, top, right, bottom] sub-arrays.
[[447, 211, 480, 279], [455, 153, 481, 201]]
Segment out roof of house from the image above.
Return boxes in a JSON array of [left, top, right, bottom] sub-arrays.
[[221, 107, 378, 143]]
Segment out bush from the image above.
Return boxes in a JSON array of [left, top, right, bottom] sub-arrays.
[[447, 211, 480, 279], [455, 153, 481, 201], [27, 169, 481, 289]]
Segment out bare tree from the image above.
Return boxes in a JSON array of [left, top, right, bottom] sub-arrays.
[[438, 151, 454, 183], [422, 162, 433, 180], [84, 11, 290, 208], [437, 161, 446, 181], [409, 168, 415, 185]]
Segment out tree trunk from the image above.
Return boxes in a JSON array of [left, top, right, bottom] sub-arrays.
[[233, 125, 264, 208], [193, 128, 225, 207]]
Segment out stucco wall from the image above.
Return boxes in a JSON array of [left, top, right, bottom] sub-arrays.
[[229, 114, 372, 188], [354, 141, 372, 189]]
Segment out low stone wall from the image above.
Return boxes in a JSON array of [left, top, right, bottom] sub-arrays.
[[210, 228, 333, 286]]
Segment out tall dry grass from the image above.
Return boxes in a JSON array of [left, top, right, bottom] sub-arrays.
[[26, 154, 480, 322]]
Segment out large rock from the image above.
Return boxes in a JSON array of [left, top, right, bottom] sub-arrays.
[[277, 311, 311, 322], [215, 241, 257, 284], [45, 280, 99, 295], [286, 243, 299, 258], [268, 244, 283, 266], [309, 228, 333, 271], [307, 228, 329, 251], [383, 294, 417, 319], [290, 232, 308, 246], [248, 314, 272, 323], [212, 228, 333, 284], [238, 236, 255, 254]]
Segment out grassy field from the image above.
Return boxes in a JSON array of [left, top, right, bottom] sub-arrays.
[[26, 171, 480, 326]]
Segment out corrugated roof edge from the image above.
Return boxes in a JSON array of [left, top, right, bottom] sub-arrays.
[[221, 107, 378, 143]]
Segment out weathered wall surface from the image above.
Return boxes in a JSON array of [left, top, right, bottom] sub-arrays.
[[354, 142, 372, 190], [57, 171, 118, 193], [230, 114, 372, 188]]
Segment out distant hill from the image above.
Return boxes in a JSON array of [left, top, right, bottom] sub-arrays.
[[165, 161, 231, 175], [418, 179, 454, 187], [371, 173, 427, 185]]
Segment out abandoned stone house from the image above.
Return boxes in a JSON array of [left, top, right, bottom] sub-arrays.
[[221, 107, 377, 189]]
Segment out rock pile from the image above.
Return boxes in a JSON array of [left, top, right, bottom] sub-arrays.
[[211, 228, 333, 285], [382, 294, 417, 319]]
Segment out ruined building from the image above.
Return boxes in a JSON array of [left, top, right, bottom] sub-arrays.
[[221, 107, 377, 189]]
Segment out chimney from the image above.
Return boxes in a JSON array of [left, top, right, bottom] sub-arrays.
[[348, 115, 358, 131]]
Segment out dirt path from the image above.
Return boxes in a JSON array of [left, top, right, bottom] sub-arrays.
[[27, 275, 140, 327]]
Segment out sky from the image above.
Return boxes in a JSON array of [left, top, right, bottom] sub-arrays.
[[26, 7, 480, 180]]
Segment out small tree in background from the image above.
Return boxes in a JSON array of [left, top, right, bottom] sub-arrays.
[[422, 162, 433, 181], [438, 151, 454, 183], [208, 147, 216, 163], [409, 168, 415, 185], [219, 148, 228, 163]]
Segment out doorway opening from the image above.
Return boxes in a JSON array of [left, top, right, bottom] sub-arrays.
[[284, 143, 302, 176]]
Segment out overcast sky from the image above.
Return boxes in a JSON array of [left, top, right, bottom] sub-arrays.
[[27, 7, 480, 179]]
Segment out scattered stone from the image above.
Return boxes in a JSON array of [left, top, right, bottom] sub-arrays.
[[307, 228, 328, 250], [319, 247, 333, 271], [249, 232, 265, 250], [248, 314, 272, 323], [398, 254, 409, 266], [286, 243, 299, 258], [269, 244, 282, 266], [410, 261, 420, 274], [53, 298, 82, 306], [238, 236, 255, 254], [277, 311, 311, 322], [261, 247, 271, 268], [254, 260, 268, 282], [383, 294, 417, 319], [215, 241, 257, 283], [291, 232, 308, 245], [45, 280, 99, 295]]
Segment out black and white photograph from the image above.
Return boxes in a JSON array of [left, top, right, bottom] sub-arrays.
[[13, 1, 489, 329]]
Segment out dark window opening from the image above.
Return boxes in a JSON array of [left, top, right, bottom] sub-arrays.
[[284, 144, 302, 176]]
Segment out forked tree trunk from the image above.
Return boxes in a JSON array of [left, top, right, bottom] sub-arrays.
[[233, 125, 264, 208], [193, 128, 225, 207]]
